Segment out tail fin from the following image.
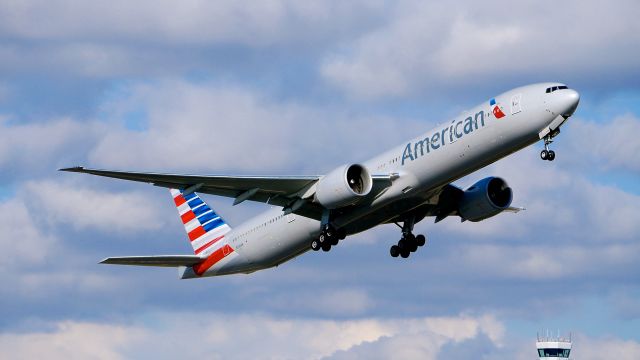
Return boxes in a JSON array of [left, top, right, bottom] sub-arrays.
[[170, 189, 232, 255]]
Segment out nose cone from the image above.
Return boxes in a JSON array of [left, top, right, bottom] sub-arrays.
[[559, 89, 580, 117]]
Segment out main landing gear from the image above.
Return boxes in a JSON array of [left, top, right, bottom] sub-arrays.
[[389, 217, 426, 259], [310, 224, 346, 252], [540, 134, 556, 161]]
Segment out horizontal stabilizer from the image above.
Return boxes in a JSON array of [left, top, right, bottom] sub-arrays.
[[100, 255, 202, 267]]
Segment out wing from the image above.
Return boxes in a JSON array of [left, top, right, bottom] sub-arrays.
[[100, 255, 203, 267], [60, 167, 393, 220], [388, 184, 524, 224]]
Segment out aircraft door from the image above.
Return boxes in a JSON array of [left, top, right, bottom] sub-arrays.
[[510, 93, 522, 115]]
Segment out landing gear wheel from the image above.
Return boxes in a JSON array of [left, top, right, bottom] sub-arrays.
[[325, 228, 334, 238], [321, 243, 331, 252], [318, 233, 327, 244], [390, 245, 400, 257], [400, 249, 410, 258], [540, 150, 548, 160], [311, 239, 320, 251], [397, 239, 408, 251], [330, 235, 339, 246], [409, 240, 418, 252], [415, 234, 426, 247], [547, 150, 556, 161]]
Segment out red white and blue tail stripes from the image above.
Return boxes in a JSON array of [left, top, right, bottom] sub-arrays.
[[170, 189, 232, 256]]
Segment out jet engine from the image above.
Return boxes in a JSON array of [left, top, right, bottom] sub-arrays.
[[458, 177, 512, 222], [315, 164, 373, 209]]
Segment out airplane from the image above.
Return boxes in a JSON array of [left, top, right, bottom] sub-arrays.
[[60, 82, 580, 279]]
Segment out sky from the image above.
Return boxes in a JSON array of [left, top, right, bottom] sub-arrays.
[[1, 1, 639, 359]]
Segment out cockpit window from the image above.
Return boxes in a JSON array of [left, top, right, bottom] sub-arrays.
[[546, 85, 569, 93]]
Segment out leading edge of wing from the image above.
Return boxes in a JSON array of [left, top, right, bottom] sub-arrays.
[[59, 167, 322, 197], [59, 166, 321, 185]]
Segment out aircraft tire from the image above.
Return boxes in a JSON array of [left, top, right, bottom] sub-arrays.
[[409, 240, 418, 252], [547, 150, 556, 161], [322, 243, 331, 252], [397, 239, 408, 250], [390, 245, 400, 257], [400, 249, 410, 258], [540, 150, 548, 160], [330, 235, 339, 246], [311, 239, 320, 251], [325, 227, 334, 238], [319, 233, 326, 243], [416, 234, 426, 247]]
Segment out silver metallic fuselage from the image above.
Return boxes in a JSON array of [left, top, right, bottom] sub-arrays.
[[186, 83, 580, 277]]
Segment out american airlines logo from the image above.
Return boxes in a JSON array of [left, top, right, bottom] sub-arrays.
[[490, 98, 506, 119], [402, 110, 486, 165]]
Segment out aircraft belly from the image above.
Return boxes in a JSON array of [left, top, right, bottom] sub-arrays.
[[239, 214, 318, 271]]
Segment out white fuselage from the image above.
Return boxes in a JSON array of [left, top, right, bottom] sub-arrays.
[[181, 83, 579, 278]]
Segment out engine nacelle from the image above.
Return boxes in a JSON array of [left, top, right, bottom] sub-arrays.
[[315, 164, 373, 209], [458, 177, 513, 222]]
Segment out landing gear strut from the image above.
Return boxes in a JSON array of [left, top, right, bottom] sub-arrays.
[[390, 217, 426, 259], [540, 134, 556, 161]]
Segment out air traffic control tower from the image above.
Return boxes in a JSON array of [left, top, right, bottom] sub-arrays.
[[536, 332, 572, 359]]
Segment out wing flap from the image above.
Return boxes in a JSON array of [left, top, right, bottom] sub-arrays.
[[100, 255, 203, 267]]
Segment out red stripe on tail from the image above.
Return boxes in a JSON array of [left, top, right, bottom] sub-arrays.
[[174, 195, 186, 207], [193, 244, 234, 275], [194, 235, 224, 254], [188, 226, 206, 241], [181, 210, 196, 224]]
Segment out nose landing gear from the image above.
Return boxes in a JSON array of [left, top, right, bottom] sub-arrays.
[[540, 135, 556, 161]]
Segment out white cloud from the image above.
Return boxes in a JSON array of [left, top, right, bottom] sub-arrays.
[[565, 115, 640, 174], [88, 79, 423, 173], [0, 321, 145, 360], [321, 1, 640, 99], [0, 1, 386, 79], [444, 243, 640, 281], [22, 180, 167, 233], [0, 197, 57, 268], [571, 334, 640, 360], [0, 313, 504, 360], [0, 116, 104, 174], [0, 1, 383, 46]]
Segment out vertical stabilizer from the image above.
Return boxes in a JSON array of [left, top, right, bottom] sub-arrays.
[[169, 189, 232, 256]]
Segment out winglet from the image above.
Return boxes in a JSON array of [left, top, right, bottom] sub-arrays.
[[59, 166, 85, 172]]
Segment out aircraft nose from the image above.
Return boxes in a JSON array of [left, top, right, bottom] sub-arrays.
[[560, 89, 580, 117]]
